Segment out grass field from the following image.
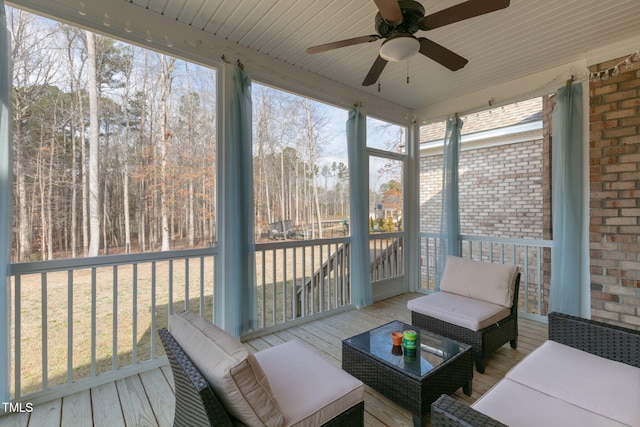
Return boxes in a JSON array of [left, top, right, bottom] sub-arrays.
[[10, 241, 352, 398]]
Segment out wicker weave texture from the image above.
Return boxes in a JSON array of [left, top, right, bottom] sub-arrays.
[[342, 336, 472, 420], [548, 312, 640, 368], [320, 401, 364, 427], [158, 328, 232, 427], [431, 395, 507, 427]]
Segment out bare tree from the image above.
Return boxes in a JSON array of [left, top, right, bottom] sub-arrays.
[[9, 9, 58, 261], [85, 30, 101, 256], [159, 54, 176, 251], [121, 47, 134, 253], [9, 9, 222, 260], [63, 26, 86, 258], [302, 99, 324, 239]]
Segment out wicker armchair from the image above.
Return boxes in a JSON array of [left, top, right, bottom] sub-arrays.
[[431, 312, 640, 426], [159, 327, 364, 427], [411, 274, 520, 373]]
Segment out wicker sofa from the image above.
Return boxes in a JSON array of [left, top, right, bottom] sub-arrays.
[[408, 256, 520, 373], [159, 311, 364, 426], [432, 312, 640, 427]]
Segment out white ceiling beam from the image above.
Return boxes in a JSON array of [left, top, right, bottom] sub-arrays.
[[415, 59, 586, 124]]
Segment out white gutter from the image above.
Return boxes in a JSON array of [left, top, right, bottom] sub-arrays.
[[420, 120, 543, 156]]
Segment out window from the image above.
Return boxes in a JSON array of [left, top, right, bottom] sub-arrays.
[[9, 7, 217, 261], [367, 117, 406, 234], [252, 83, 349, 241]]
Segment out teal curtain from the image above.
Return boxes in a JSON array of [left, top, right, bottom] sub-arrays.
[[347, 106, 372, 308], [0, 0, 11, 401], [436, 115, 463, 289], [224, 65, 257, 336], [550, 83, 584, 316]]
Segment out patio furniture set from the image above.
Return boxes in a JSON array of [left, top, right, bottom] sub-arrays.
[[158, 255, 640, 427], [432, 311, 640, 426]]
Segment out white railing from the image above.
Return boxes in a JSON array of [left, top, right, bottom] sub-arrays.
[[369, 232, 404, 282], [10, 231, 546, 404], [253, 237, 351, 333], [419, 233, 552, 320], [9, 237, 358, 404], [9, 247, 217, 403]]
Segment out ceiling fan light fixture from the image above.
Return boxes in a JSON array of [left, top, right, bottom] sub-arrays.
[[379, 35, 420, 62]]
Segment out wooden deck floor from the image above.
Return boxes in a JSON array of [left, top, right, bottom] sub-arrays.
[[0, 293, 548, 427]]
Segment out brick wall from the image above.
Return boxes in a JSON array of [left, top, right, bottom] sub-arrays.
[[541, 95, 554, 315], [419, 139, 544, 239], [589, 55, 640, 329], [419, 139, 546, 306]]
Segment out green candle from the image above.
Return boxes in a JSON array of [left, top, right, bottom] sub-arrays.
[[403, 329, 417, 350]]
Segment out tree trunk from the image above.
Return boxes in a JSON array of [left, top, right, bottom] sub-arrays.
[[47, 122, 55, 260], [86, 31, 101, 257], [15, 123, 31, 262], [37, 130, 46, 259], [159, 55, 175, 251], [123, 52, 133, 254], [139, 180, 146, 251], [102, 174, 109, 254], [280, 150, 286, 231], [70, 116, 78, 258], [79, 79, 89, 257], [304, 100, 323, 239], [188, 181, 195, 247]]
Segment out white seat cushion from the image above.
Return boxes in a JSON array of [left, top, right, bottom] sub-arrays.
[[407, 291, 511, 331], [168, 312, 284, 426], [472, 378, 626, 427], [440, 256, 518, 308], [505, 340, 640, 427], [254, 340, 364, 427]]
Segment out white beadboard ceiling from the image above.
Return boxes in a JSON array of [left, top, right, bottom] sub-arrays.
[[10, 0, 640, 112]]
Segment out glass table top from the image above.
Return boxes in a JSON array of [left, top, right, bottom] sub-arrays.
[[343, 320, 470, 378]]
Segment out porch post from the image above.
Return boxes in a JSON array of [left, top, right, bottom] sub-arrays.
[[405, 119, 421, 292], [0, 0, 12, 402]]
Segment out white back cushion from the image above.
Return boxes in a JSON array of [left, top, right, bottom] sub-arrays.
[[440, 255, 518, 308], [169, 312, 284, 426]]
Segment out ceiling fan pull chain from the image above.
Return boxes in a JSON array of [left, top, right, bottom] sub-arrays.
[[407, 59, 410, 84]]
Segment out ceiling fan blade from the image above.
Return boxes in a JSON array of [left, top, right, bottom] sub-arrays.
[[419, 0, 510, 31], [373, 0, 403, 25], [306, 35, 380, 54], [418, 38, 468, 71], [362, 56, 388, 86]]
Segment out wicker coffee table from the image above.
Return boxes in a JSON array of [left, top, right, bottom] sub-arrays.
[[342, 320, 473, 427]]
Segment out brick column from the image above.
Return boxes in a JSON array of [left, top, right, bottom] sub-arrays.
[[589, 55, 640, 329], [541, 95, 554, 315]]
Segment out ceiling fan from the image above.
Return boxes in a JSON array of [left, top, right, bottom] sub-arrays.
[[306, 0, 510, 86]]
